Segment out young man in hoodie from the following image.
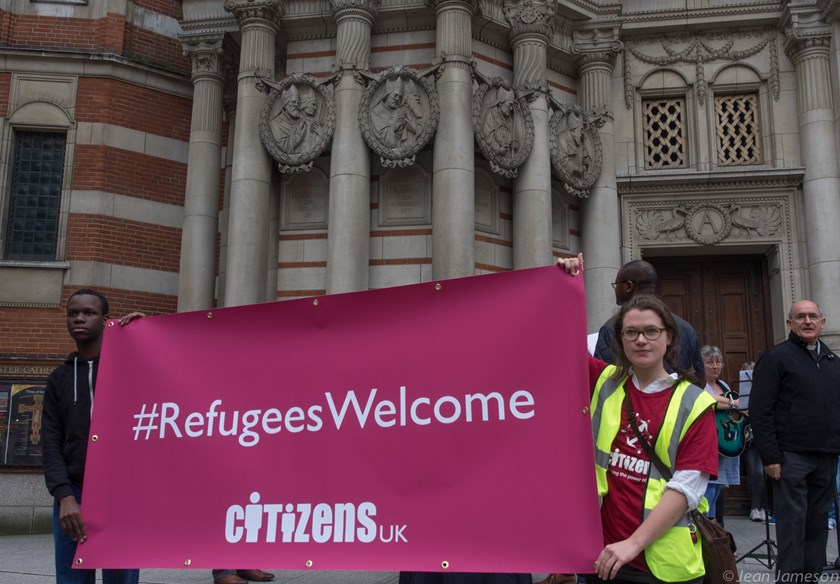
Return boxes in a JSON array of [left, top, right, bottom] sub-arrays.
[[41, 289, 143, 584]]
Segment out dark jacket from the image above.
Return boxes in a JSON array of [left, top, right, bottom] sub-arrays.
[[751, 331, 840, 465], [594, 313, 705, 383], [41, 353, 98, 502]]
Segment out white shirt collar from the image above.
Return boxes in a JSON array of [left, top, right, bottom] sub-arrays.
[[630, 370, 678, 394]]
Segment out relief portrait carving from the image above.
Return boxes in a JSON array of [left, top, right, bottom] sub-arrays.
[[549, 105, 605, 198], [473, 78, 533, 178], [258, 73, 336, 173], [359, 66, 439, 168]]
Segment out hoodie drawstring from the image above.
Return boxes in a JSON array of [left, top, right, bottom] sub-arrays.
[[73, 356, 78, 406], [88, 360, 94, 416], [71, 356, 95, 416]]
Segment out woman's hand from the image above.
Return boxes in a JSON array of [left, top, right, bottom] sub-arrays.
[[594, 539, 644, 580], [556, 252, 583, 276]]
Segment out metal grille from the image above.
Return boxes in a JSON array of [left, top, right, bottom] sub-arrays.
[[643, 98, 686, 169], [715, 94, 761, 166], [4, 132, 66, 260]]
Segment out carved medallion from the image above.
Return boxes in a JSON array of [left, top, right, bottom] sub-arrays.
[[684, 203, 732, 245], [473, 78, 534, 178], [549, 105, 604, 198], [359, 66, 440, 168], [258, 73, 336, 173]]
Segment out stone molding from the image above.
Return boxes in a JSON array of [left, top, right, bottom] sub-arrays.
[[258, 73, 336, 173], [359, 65, 440, 168], [624, 29, 779, 110], [472, 76, 534, 178], [616, 169, 804, 195], [549, 104, 604, 198]]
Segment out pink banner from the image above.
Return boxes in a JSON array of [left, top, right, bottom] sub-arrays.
[[79, 266, 602, 572]]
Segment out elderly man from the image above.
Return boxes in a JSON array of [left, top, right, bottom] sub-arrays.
[[594, 259, 704, 382], [751, 300, 840, 581]]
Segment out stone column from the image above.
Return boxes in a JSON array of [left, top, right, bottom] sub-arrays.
[[576, 49, 620, 331], [505, 0, 554, 269], [217, 72, 238, 307], [784, 16, 840, 347], [432, 0, 476, 280], [326, 0, 376, 294], [178, 35, 227, 312], [223, 0, 283, 307]]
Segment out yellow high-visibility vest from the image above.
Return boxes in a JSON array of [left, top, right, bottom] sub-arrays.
[[590, 365, 716, 582]]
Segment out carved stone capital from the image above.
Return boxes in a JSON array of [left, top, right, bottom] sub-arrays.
[[431, 0, 478, 14], [503, 0, 555, 41], [330, 0, 378, 17], [182, 35, 229, 82], [784, 27, 832, 62], [783, 1, 832, 61], [575, 50, 617, 73], [572, 24, 622, 68], [224, 0, 284, 28]]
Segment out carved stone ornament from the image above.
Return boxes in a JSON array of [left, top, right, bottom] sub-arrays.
[[359, 66, 440, 168], [258, 73, 336, 174], [549, 105, 604, 198], [624, 30, 779, 109], [636, 202, 782, 245], [472, 78, 534, 178], [502, 0, 555, 39]]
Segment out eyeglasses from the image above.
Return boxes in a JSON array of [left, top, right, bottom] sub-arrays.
[[620, 327, 666, 342], [790, 313, 823, 322], [611, 280, 630, 289]]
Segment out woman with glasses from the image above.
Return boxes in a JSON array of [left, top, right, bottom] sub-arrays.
[[558, 255, 718, 584], [700, 345, 740, 524]]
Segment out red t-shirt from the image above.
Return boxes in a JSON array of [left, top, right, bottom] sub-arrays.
[[587, 357, 718, 572]]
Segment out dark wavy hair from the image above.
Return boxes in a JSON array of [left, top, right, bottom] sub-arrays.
[[609, 295, 684, 381]]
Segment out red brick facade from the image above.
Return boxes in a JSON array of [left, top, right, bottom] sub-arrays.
[[0, 3, 191, 363]]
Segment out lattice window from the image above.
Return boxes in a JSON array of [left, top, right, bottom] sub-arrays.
[[715, 94, 761, 166], [4, 132, 67, 261], [643, 98, 686, 169]]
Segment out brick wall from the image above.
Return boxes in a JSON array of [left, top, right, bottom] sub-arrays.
[[0, 12, 187, 77], [66, 215, 181, 273], [72, 145, 187, 206], [0, 72, 9, 117], [76, 78, 192, 142]]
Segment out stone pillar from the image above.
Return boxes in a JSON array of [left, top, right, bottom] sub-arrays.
[[432, 0, 476, 280], [223, 0, 283, 307], [326, 0, 376, 294], [178, 35, 227, 312], [576, 49, 620, 331], [217, 73, 238, 307], [784, 17, 840, 347], [505, 0, 554, 269]]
